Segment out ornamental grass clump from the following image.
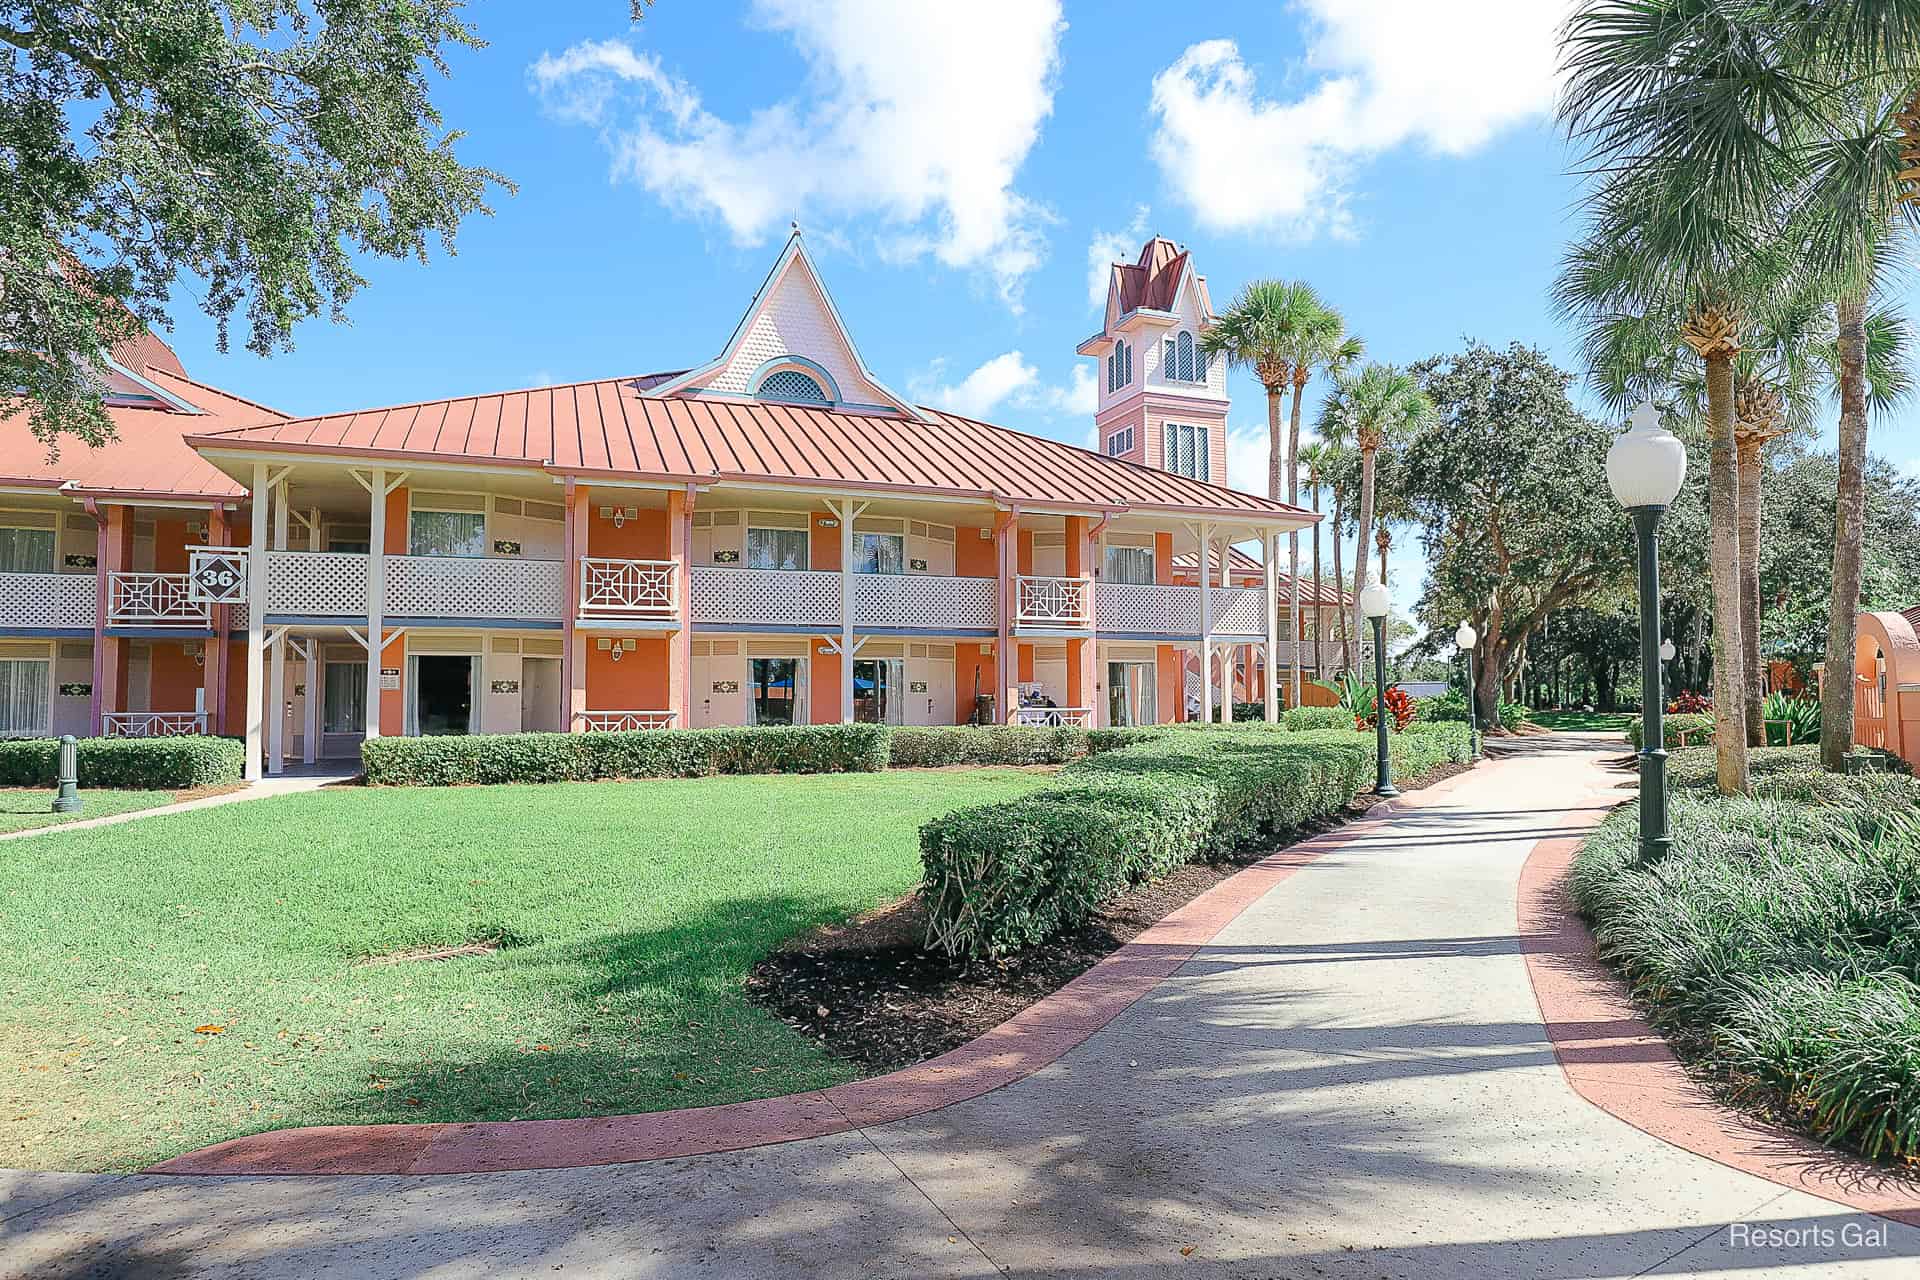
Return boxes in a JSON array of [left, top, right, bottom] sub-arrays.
[[1570, 746, 1920, 1163]]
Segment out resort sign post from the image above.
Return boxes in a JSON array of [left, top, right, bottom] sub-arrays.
[[1606, 402, 1687, 862], [1360, 579, 1397, 798], [1455, 620, 1481, 760]]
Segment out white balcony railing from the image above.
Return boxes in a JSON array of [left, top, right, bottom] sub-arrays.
[[853, 574, 997, 631], [387, 555, 563, 621], [108, 573, 207, 627], [103, 711, 207, 738], [267, 550, 368, 616], [1016, 576, 1091, 627], [576, 710, 678, 731], [579, 558, 677, 619], [1097, 582, 1197, 634], [1209, 587, 1268, 637], [0, 572, 96, 630], [1012, 705, 1093, 727], [689, 566, 842, 629]]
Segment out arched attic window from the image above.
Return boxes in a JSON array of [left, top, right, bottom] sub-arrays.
[[756, 368, 830, 404]]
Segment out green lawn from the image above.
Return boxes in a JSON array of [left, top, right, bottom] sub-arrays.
[[1530, 710, 1635, 733], [0, 768, 1050, 1172], [0, 788, 178, 834]]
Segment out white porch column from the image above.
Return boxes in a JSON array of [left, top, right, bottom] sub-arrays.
[[837, 498, 856, 724], [267, 481, 289, 774], [243, 462, 268, 780], [1264, 529, 1280, 723], [365, 466, 387, 741], [301, 638, 319, 765], [1197, 520, 1213, 725]]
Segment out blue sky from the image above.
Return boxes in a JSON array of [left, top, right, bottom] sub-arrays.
[[160, 1, 1919, 620]]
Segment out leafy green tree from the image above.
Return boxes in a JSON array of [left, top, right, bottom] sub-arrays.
[[0, 1, 504, 452], [1400, 342, 1658, 727]]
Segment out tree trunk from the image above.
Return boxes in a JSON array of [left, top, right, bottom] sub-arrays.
[[1310, 482, 1324, 679], [1703, 351, 1750, 795], [1477, 634, 1506, 728], [1266, 382, 1284, 503], [1286, 373, 1306, 709], [1332, 490, 1354, 672], [1821, 291, 1870, 770], [1376, 519, 1390, 585], [1353, 448, 1377, 653], [1736, 434, 1766, 747]]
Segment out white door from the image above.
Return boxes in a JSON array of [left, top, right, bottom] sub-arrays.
[[520, 657, 561, 732]]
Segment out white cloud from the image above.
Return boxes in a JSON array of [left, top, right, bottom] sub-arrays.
[[530, 2, 1065, 307], [911, 352, 1093, 421], [1149, 3, 1566, 238], [1226, 419, 1321, 496], [1085, 206, 1151, 308]]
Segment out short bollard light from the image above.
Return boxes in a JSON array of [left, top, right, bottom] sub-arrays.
[[1455, 620, 1482, 760], [51, 734, 82, 814], [1606, 402, 1687, 861], [1360, 578, 1398, 798]]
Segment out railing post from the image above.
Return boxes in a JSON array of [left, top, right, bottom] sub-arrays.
[[244, 464, 268, 780]]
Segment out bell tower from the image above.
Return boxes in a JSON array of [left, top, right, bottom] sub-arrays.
[[1076, 237, 1229, 484]]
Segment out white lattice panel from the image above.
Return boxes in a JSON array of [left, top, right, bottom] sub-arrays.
[[386, 556, 563, 621], [267, 551, 368, 616], [1096, 583, 1198, 634], [855, 574, 996, 631], [1211, 587, 1267, 637], [580, 558, 676, 618], [0, 573, 96, 630], [690, 567, 842, 628]]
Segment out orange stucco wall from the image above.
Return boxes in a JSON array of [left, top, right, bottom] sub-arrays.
[[586, 502, 670, 559], [1159, 643, 1184, 723], [1017, 642, 1034, 684], [809, 510, 842, 571], [378, 632, 404, 735], [1017, 529, 1034, 576], [810, 647, 841, 724], [956, 642, 994, 722], [585, 637, 671, 709], [222, 638, 246, 731], [1155, 532, 1175, 585], [147, 641, 203, 713], [955, 525, 996, 577], [385, 488, 408, 555], [152, 519, 193, 573]]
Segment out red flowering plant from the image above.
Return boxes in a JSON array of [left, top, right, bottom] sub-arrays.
[[1667, 690, 1713, 715], [1355, 685, 1416, 732]]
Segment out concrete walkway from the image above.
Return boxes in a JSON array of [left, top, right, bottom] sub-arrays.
[[0, 765, 354, 843], [6, 735, 1917, 1277]]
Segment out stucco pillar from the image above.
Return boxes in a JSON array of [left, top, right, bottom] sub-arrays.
[[364, 468, 386, 742], [995, 508, 1017, 723], [562, 478, 585, 731], [244, 463, 268, 779], [267, 481, 289, 774], [669, 486, 694, 728], [204, 506, 230, 736], [1197, 522, 1213, 725], [1263, 530, 1280, 723]]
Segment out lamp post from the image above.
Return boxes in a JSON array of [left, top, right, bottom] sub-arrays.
[[1607, 402, 1688, 861], [1456, 621, 1481, 760], [1360, 579, 1397, 797]]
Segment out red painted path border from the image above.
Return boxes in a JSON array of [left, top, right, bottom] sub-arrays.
[[152, 771, 1478, 1177], [1519, 788, 1920, 1228]]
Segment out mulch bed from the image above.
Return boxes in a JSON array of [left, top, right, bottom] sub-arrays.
[[745, 760, 1473, 1074]]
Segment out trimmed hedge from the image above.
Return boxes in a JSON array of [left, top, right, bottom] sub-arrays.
[[888, 725, 1086, 768], [1624, 712, 1715, 749], [1283, 705, 1351, 732], [0, 736, 244, 790], [920, 722, 1472, 957], [361, 724, 891, 785]]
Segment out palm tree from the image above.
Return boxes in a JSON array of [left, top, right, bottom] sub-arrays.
[[1298, 439, 1333, 676], [1318, 363, 1435, 651], [1282, 315, 1363, 701]]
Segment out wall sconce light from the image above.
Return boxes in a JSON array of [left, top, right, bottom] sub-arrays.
[[596, 636, 637, 663], [598, 505, 637, 529]]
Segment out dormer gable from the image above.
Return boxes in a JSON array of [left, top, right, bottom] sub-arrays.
[[652, 230, 924, 419]]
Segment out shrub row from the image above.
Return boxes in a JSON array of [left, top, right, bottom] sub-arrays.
[[1282, 704, 1351, 732], [888, 725, 1086, 768], [1624, 712, 1716, 749], [361, 724, 890, 785], [1570, 745, 1920, 1163], [0, 735, 244, 790], [920, 722, 1473, 958]]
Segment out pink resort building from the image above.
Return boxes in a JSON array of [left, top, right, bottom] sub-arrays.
[[2, 234, 1352, 777]]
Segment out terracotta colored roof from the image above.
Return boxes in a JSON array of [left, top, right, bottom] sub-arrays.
[[189, 378, 1315, 524], [1, 367, 284, 501], [1110, 237, 1213, 320], [109, 328, 186, 380], [1171, 545, 1351, 605]]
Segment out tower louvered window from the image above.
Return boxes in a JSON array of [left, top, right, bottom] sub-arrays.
[[1163, 422, 1210, 481], [1107, 352, 1115, 393], [1163, 337, 1176, 379], [756, 369, 829, 404], [1177, 331, 1194, 381], [1122, 340, 1132, 385]]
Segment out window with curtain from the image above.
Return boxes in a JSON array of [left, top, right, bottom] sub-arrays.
[[1164, 423, 1210, 481], [1177, 331, 1195, 381], [408, 509, 487, 557], [0, 526, 55, 572], [1104, 545, 1154, 584], [323, 662, 367, 734], [746, 527, 808, 570], [855, 532, 904, 574], [0, 659, 50, 736]]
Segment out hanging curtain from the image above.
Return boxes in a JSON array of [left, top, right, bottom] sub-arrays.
[[0, 528, 56, 572], [0, 659, 50, 736]]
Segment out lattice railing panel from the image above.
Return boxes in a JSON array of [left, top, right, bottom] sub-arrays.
[[1210, 587, 1267, 636], [855, 574, 996, 631], [0, 572, 95, 630], [267, 551, 367, 616], [580, 558, 676, 618], [109, 573, 206, 626], [1016, 576, 1090, 627], [1096, 583, 1198, 634], [1011, 706, 1092, 727], [386, 556, 563, 621], [103, 711, 207, 738], [576, 710, 677, 731], [689, 567, 842, 628]]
